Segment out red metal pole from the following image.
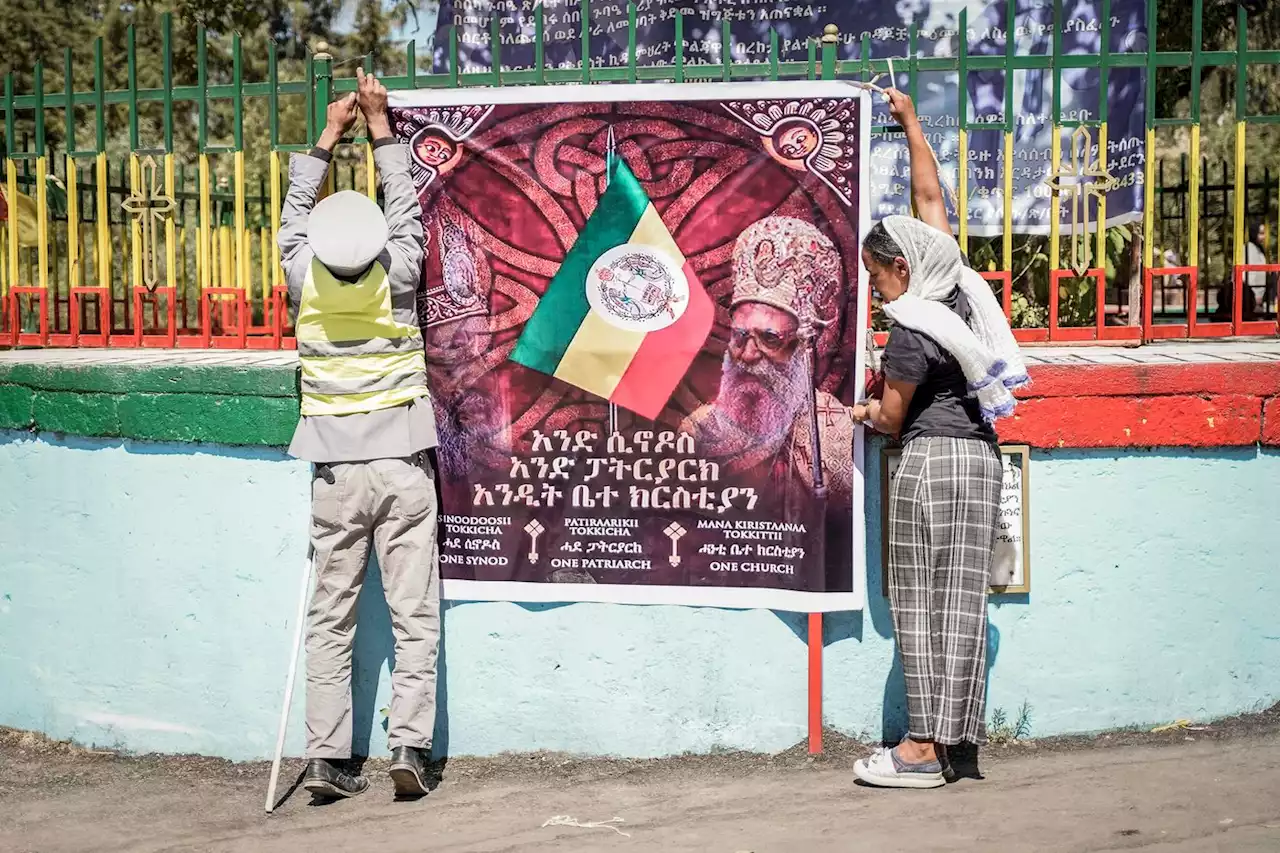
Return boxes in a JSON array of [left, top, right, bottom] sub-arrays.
[[808, 612, 823, 754]]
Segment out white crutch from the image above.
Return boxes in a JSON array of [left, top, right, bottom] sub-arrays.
[[264, 555, 314, 814]]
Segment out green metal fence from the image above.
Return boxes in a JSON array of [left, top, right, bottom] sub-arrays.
[[1, 3, 1278, 347]]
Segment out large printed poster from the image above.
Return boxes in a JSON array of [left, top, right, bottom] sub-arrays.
[[389, 81, 870, 611]]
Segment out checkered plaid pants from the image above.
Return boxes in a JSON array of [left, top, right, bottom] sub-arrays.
[[888, 436, 1002, 746]]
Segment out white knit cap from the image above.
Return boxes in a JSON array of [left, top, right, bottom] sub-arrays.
[[308, 190, 389, 276]]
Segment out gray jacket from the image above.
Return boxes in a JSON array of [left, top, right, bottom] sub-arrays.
[[279, 139, 438, 464]]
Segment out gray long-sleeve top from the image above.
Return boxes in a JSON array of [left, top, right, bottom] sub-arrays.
[[279, 138, 438, 464]]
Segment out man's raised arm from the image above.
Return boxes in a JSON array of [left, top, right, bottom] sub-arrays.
[[278, 93, 358, 303], [358, 69, 425, 286]]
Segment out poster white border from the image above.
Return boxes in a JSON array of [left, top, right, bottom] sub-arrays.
[[442, 579, 863, 613], [394, 80, 871, 612], [390, 79, 875, 109]]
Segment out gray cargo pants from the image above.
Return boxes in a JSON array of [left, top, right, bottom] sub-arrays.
[[305, 454, 441, 758]]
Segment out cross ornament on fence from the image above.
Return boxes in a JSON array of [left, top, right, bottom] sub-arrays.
[[119, 155, 176, 292], [1043, 125, 1118, 276]]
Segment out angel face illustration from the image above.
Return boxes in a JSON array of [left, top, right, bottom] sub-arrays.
[[414, 132, 459, 169], [722, 98, 861, 207], [772, 119, 821, 161], [397, 104, 496, 191]]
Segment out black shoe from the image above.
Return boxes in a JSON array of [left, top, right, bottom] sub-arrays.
[[303, 758, 370, 799], [388, 746, 431, 796], [940, 748, 957, 783], [941, 742, 983, 782]]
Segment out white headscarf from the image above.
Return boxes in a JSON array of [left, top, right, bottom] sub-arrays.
[[879, 215, 1029, 422]]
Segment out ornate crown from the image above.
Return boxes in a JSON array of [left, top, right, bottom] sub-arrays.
[[730, 216, 841, 329]]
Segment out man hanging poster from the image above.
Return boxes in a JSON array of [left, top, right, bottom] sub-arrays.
[[389, 81, 869, 611]]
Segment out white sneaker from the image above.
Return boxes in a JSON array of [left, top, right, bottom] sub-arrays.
[[853, 746, 946, 789]]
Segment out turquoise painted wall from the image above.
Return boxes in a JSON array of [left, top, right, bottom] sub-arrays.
[[0, 431, 1276, 760]]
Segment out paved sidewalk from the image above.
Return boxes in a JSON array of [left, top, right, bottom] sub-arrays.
[[3, 730, 1278, 853]]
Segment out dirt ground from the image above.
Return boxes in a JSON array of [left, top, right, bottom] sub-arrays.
[[3, 706, 1279, 853]]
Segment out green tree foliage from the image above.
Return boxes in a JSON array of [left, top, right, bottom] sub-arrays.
[[0, 1, 101, 102]]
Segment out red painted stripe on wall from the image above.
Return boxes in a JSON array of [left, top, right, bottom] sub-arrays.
[[1021, 363, 1280, 400], [998, 394, 1265, 448], [1263, 398, 1280, 447]]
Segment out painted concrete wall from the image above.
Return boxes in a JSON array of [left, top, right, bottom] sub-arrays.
[[1, 430, 1277, 760]]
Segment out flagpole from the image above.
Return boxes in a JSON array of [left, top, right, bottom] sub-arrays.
[[605, 125, 620, 437], [802, 324, 827, 501]]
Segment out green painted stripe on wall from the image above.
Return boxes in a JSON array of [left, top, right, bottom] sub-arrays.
[[0, 386, 36, 431], [0, 362, 299, 397], [0, 362, 300, 447]]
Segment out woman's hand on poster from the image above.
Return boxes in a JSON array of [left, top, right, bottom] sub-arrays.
[[865, 369, 886, 400], [851, 402, 874, 427], [884, 89, 918, 129]]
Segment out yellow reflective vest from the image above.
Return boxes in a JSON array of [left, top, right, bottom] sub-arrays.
[[294, 259, 429, 417]]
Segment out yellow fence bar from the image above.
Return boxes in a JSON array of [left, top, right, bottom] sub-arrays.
[[366, 144, 377, 201], [179, 226, 189, 295], [96, 154, 111, 293], [1233, 121, 1246, 270], [164, 154, 177, 295], [80, 230, 89, 288], [269, 150, 283, 287], [1188, 125, 1201, 268], [1143, 128, 1155, 272], [1001, 130, 1014, 272], [209, 225, 217, 287], [259, 227, 270, 316], [129, 155, 143, 293], [66, 156, 80, 294], [5, 159, 17, 294], [210, 225, 219, 287], [957, 128, 969, 254], [36, 156, 49, 291], [1095, 123, 1109, 274], [198, 154, 211, 292], [234, 150, 248, 297], [220, 226, 232, 290], [1049, 127, 1062, 271]]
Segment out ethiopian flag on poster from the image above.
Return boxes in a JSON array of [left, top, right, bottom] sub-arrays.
[[511, 158, 714, 420]]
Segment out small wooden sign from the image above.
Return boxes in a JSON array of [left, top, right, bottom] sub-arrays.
[[880, 444, 1031, 595]]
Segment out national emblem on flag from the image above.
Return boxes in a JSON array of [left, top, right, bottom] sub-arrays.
[[511, 157, 714, 420]]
